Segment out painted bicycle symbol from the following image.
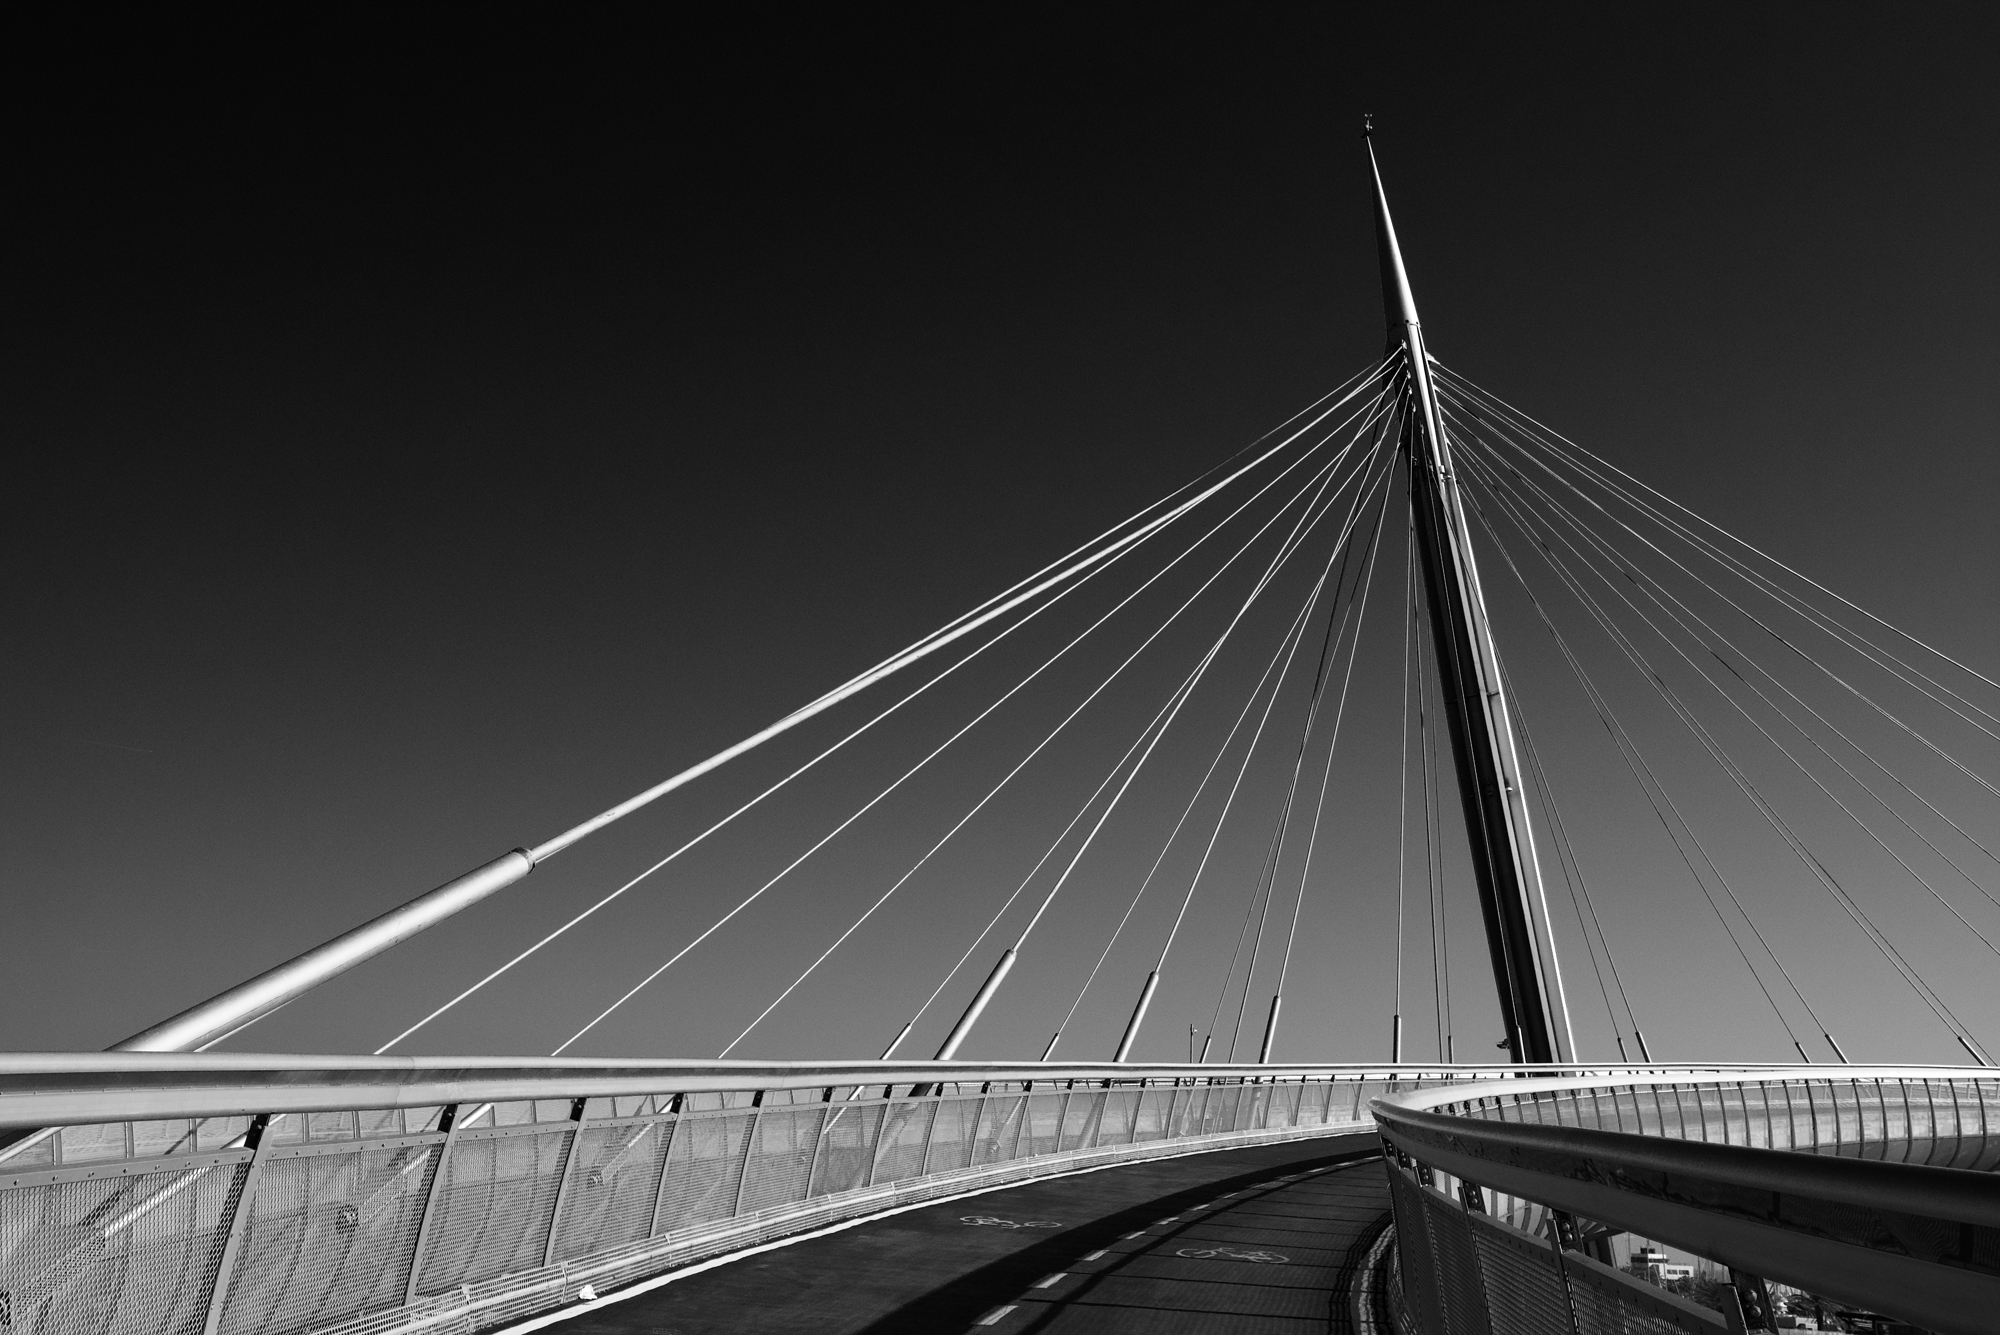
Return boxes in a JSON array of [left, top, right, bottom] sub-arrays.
[[960, 1215, 1062, 1230], [1176, 1246, 1289, 1264]]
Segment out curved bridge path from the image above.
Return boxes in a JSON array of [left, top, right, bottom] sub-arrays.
[[535, 1133, 1390, 1334]]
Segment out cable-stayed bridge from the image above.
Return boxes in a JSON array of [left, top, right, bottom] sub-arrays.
[[3, 133, 1997, 1335]]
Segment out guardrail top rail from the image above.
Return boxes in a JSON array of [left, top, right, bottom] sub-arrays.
[[1370, 1064, 2000, 1335]]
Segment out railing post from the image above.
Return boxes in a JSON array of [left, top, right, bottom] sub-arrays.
[[915, 1083, 945, 1176], [1544, 1211, 1586, 1335], [1006, 1082, 1033, 1162], [863, 1090, 894, 1188], [647, 1093, 686, 1237], [542, 1097, 591, 1268], [198, 1113, 271, 1335], [957, 1083, 992, 1173], [802, 1089, 833, 1194], [403, 1103, 463, 1305], [730, 1094, 765, 1216]]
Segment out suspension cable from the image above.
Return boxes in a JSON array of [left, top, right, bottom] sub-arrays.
[[1433, 365, 2000, 707], [1035, 442, 1389, 1059], [1465, 444, 1988, 1061], [716, 425, 1402, 1058], [887, 425, 1399, 1054], [1469, 429, 2000, 959], [1268, 452, 1401, 1038], [1446, 390, 2000, 872], [526, 362, 1399, 866], [379, 388, 1384, 1055], [570, 405, 1393, 1058], [1438, 376, 2000, 772], [1457, 459, 1817, 1057], [1502, 663, 1640, 1060]]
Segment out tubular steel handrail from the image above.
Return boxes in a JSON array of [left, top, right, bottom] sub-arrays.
[[0, 1054, 1793, 1132], [1371, 1065, 2000, 1335]]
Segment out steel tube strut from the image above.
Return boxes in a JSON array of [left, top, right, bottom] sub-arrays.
[[1367, 133, 1568, 1065], [933, 948, 1017, 1060], [115, 849, 534, 1053], [1113, 970, 1161, 1062]]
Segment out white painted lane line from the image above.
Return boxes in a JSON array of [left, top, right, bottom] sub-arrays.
[[1120, 1231, 1145, 1239], [1033, 1273, 1067, 1289], [976, 1305, 1018, 1326], [1081, 1249, 1107, 1261]]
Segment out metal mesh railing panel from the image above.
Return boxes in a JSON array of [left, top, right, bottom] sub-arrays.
[[548, 1119, 672, 1262], [414, 1128, 572, 1294], [215, 1142, 437, 1335], [1131, 1089, 1173, 1142], [921, 1096, 980, 1174], [736, 1108, 820, 1214], [870, 1102, 934, 1186], [805, 1104, 880, 1198], [1566, 1269, 1721, 1334], [969, 1095, 1024, 1165], [1019, 1093, 1063, 1158], [654, 1113, 753, 1232], [1207, 1084, 1243, 1133], [1386, 1167, 1448, 1335], [1095, 1091, 1139, 1146], [0, 1161, 243, 1335], [1058, 1092, 1100, 1152], [1464, 1211, 1569, 1335], [1418, 1185, 1491, 1335]]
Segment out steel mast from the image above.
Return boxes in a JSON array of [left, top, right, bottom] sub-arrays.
[[1367, 127, 1570, 1065]]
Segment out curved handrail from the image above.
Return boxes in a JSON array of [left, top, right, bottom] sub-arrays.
[[1372, 1065, 2000, 1335], [0, 1054, 1808, 1129]]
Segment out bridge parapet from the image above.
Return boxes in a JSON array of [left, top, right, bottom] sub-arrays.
[[1373, 1067, 2000, 1335], [0, 1054, 1569, 1335]]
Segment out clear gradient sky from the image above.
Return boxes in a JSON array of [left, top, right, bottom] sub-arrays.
[[2, 10, 1995, 1067]]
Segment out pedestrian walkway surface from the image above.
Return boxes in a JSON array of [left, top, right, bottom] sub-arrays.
[[547, 1132, 1391, 1334]]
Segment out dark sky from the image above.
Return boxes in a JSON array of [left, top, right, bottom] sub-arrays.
[[3, 10, 1995, 1067]]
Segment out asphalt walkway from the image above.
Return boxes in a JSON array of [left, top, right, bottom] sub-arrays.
[[551, 1132, 1390, 1334]]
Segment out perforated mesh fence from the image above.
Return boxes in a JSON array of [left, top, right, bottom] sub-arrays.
[[1385, 1158, 1728, 1335], [414, 1127, 573, 1294], [735, 1108, 820, 1215], [0, 1070, 1384, 1335], [0, 1157, 244, 1335], [547, 1119, 671, 1264], [215, 1139, 439, 1335]]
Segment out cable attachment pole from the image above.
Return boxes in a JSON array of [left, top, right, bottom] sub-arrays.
[[1367, 137, 1570, 1066], [1256, 994, 1282, 1063], [1113, 970, 1162, 1061], [933, 948, 1016, 1060]]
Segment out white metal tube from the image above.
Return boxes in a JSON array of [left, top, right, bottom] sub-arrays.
[[114, 849, 534, 1053], [1113, 971, 1161, 1062], [1256, 994, 1282, 1063], [933, 949, 1017, 1060]]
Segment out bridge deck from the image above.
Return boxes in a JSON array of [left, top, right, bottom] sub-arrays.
[[547, 1133, 1388, 1334]]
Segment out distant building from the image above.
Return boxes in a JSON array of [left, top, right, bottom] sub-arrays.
[[1631, 1246, 1695, 1283]]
